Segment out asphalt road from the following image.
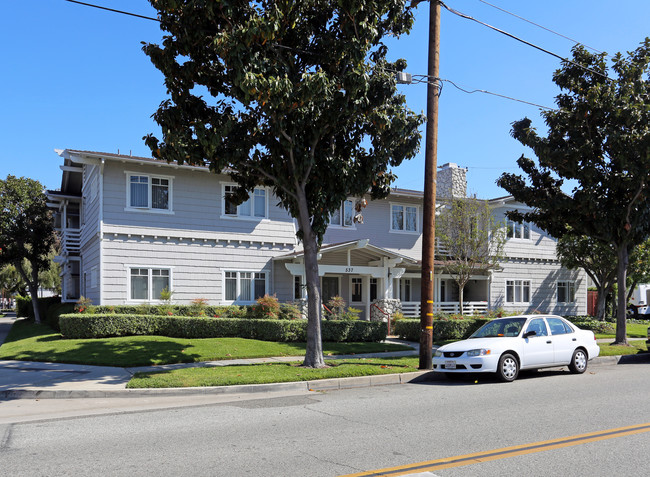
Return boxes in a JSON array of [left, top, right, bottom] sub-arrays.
[[1, 361, 649, 476]]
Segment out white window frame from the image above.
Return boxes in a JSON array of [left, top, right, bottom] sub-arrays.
[[222, 270, 268, 304], [506, 219, 531, 240], [90, 266, 98, 290], [557, 280, 576, 303], [505, 279, 531, 304], [390, 202, 419, 234], [350, 277, 363, 303], [127, 266, 173, 302], [125, 171, 174, 214], [221, 183, 268, 220], [328, 199, 356, 229]]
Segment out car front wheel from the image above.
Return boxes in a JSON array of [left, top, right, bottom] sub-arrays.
[[569, 348, 588, 374], [497, 353, 519, 382]]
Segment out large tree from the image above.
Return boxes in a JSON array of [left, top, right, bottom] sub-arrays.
[[497, 40, 650, 345], [143, 1, 423, 367], [0, 176, 56, 323], [436, 198, 505, 314], [556, 233, 617, 321]]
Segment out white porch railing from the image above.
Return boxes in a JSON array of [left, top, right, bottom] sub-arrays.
[[401, 301, 488, 317], [61, 228, 81, 254]]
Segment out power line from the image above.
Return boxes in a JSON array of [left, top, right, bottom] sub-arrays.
[[439, 1, 614, 82], [475, 0, 606, 55], [440, 78, 556, 110], [64, 0, 159, 22]]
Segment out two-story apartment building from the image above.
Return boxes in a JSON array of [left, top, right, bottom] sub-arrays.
[[47, 149, 586, 318]]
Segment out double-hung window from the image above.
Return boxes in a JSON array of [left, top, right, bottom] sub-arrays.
[[224, 271, 267, 302], [329, 200, 354, 227], [391, 204, 418, 233], [506, 279, 530, 304], [506, 219, 530, 239], [351, 278, 363, 302], [130, 268, 170, 301], [557, 281, 576, 303], [127, 173, 172, 212], [223, 185, 267, 219]]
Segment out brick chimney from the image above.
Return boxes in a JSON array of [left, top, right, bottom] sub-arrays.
[[437, 163, 467, 198]]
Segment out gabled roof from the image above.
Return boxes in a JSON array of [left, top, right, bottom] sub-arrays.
[[274, 240, 419, 265]]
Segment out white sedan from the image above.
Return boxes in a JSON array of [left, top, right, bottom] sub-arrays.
[[432, 315, 600, 382]]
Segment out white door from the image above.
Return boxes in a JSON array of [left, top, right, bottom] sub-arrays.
[[521, 318, 554, 367]]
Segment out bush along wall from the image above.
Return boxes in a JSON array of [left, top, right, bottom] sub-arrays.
[[394, 318, 490, 342], [58, 314, 388, 343]]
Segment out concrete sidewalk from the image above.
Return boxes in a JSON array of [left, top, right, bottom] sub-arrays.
[[1, 312, 648, 400]]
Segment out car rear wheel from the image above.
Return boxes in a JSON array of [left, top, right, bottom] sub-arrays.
[[569, 348, 588, 374], [497, 353, 519, 382]]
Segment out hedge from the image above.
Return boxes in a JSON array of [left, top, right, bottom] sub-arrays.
[[78, 303, 301, 320], [394, 318, 491, 342], [58, 314, 388, 343], [14, 296, 73, 331]]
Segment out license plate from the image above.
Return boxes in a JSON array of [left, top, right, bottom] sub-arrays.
[[445, 360, 456, 370]]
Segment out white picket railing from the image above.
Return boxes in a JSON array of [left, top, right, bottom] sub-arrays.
[[61, 228, 81, 254], [401, 301, 488, 317]]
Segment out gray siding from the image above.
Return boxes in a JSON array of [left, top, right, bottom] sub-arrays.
[[80, 236, 101, 304], [101, 163, 298, 244], [81, 164, 100, 244], [490, 260, 587, 315], [492, 205, 558, 261], [323, 195, 422, 260], [101, 234, 293, 305]]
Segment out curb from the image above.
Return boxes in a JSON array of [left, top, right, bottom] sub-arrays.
[[0, 370, 437, 400], [1, 354, 647, 401]]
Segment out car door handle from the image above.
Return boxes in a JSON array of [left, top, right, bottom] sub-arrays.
[[546, 340, 552, 344], [572, 338, 577, 341]]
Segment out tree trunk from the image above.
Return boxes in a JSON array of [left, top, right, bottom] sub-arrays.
[[614, 243, 628, 345], [295, 189, 326, 368], [15, 261, 42, 324], [595, 285, 608, 321], [458, 283, 465, 316]]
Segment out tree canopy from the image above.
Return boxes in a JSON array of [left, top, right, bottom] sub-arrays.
[[0, 175, 56, 323], [143, 0, 423, 366], [497, 40, 650, 344]]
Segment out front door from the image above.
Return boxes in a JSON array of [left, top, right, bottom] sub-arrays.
[[321, 276, 340, 303]]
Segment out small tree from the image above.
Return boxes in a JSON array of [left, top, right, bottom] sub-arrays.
[[627, 238, 650, 304], [556, 234, 617, 321], [0, 176, 56, 323], [143, 1, 423, 367], [436, 198, 505, 315]]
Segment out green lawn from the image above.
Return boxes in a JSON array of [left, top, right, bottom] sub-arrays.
[[595, 322, 649, 339], [0, 319, 413, 367], [127, 357, 421, 388], [598, 339, 647, 356]]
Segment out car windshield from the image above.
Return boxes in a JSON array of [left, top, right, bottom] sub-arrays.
[[469, 318, 528, 338]]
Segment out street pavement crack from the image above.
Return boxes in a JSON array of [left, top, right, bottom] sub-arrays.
[[305, 405, 399, 437], [296, 448, 362, 473]]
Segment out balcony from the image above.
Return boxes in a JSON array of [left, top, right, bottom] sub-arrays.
[[60, 228, 81, 255], [401, 301, 488, 317]]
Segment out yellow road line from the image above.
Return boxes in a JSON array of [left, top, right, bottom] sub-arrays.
[[342, 423, 650, 476]]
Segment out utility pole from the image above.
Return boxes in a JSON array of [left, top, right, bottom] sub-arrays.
[[419, 0, 440, 369]]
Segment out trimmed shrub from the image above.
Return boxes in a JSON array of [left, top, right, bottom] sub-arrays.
[[15, 296, 31, 318], [46, 302, 76, 331], [58, 314, 387, 342], [394, 318, 490, 342]]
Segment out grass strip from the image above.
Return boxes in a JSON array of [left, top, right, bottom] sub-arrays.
[[0, 319, 412, 367], [127, 357, 421, 388], [598, 340, 647, 356]]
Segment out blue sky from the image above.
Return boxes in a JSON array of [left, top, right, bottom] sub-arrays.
[[1, 1, 649, 199]]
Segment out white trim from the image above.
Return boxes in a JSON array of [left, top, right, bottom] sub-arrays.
[[220, 182, 269, 221], [125, 265, 174, 303], [505, 278, 531, 304], [389, 202, 420, 234], [221, 269, 269, 304], [124, 171, 175, 214]]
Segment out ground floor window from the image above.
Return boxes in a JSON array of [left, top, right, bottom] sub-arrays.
[[224, 271, 267, 302], [130, 268, 170, 301], [557, 281, 576, 303], [370, 278, 378, 302], [400, 279, 411, 302], [351, 277, 363, 302], [506, 279, 530, 304], [294, 276, 303, 300]]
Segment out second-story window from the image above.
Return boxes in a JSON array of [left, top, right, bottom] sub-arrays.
[[329, 200, 354, 227], [391, 204, 418, 233], [506, 219, 530, 239], [223, 185, 267, 219], [127, 173, 171, 212]]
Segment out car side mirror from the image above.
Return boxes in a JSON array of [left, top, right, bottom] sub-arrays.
[[523, 330, 537, 338]]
